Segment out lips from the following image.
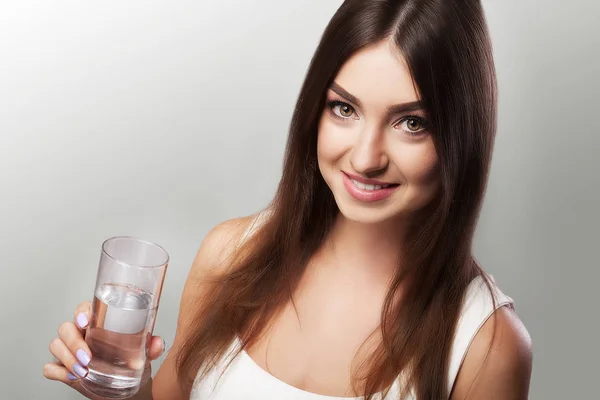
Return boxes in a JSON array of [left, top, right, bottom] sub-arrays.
[[343, 172, 397, 186], [349, 178, 393, 191], [342, 172, 400, 202]]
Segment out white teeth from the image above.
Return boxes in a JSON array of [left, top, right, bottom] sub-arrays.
[[351, 179, 390, 191]]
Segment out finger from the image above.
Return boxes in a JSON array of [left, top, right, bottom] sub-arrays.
[[147, 336, 166, 360], [73, 301, 92, 330], [58, 321, 92, 369], [43, 361, 80, 384], [49, 337, 88, 379]]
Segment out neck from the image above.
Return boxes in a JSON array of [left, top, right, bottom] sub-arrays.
[[319, 213, 410, 284]]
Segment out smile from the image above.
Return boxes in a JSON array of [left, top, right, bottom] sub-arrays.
[[342, 172, 400, 202], [350, 179, 392, 191]]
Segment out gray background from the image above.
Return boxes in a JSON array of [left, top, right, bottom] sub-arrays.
[[0, 1, 598, 399]]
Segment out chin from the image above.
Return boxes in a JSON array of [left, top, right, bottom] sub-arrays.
[[331, 188, 437, 228], [334, 197, 405, 225]]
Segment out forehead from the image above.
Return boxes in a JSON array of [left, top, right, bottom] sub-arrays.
[[331, 40, 420, 105]]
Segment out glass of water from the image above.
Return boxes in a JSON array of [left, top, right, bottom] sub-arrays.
[[80, 236, 169, 399]]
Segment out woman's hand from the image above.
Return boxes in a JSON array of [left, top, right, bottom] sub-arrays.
[[43, 301, 165, 399]]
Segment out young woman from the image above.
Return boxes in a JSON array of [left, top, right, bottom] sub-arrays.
[[44, 0, 533, 399]]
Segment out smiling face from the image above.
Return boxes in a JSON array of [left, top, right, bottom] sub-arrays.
[[317, 40, 441, 225]]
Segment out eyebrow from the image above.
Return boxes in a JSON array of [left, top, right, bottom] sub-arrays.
[[329, 81, 424, 115]]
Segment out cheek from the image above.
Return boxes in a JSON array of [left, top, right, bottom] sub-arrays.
[[317, 116, 351, 167], [393, 139, 440, 188]]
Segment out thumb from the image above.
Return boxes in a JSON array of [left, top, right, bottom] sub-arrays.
[[147, 336, 166, 360]]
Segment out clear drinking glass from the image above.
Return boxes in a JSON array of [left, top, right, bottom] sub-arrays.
[[80, 236, 169, 399]]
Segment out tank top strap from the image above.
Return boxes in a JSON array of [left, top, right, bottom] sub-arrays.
[[446, 274, 514, 397]]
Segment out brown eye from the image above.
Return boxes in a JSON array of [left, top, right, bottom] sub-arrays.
[[406, 118, 422, 131], [339, 104, 354, 118], [327, 100, 356, 119], [396, 116, 427, 136]]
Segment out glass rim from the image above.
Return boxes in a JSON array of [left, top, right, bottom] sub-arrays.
[[101, 236, 170, 269]]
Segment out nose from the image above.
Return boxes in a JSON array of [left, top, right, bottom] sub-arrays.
[[349, 127, 389, 178]]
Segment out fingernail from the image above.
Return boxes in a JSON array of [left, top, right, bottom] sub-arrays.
[[73, 363, 87, 378], [161, 338, 166, 354], [67, 372, 78, 381], [76, 349, 91, 366], [76, 313, 88, 328]]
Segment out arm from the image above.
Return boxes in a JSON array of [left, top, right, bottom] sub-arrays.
[[150, 216, 254, 400], [449, 306, 533, 400], [42, 216, 253, 400]]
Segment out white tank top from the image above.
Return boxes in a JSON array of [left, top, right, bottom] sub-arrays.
[[190, 216, 514, 399]]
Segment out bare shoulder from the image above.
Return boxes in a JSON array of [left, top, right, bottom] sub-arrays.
[[176, 214, 257, 327], [450, 305, 533, 400], [189, 214, 258, 279], [151, 214, 259, 400]]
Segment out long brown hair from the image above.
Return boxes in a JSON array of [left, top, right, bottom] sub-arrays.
[[176, 0, 498, 398]]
